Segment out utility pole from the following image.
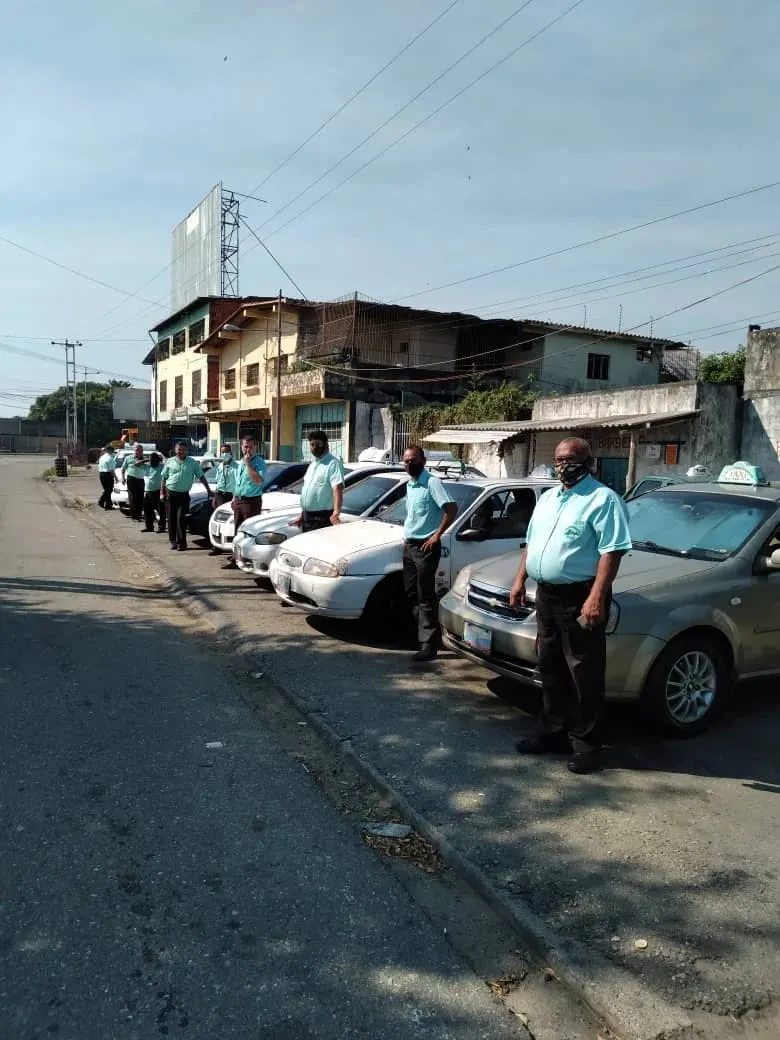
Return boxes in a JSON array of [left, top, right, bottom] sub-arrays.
[[51, 340, 81, 448], [275, 289, 283, 458]]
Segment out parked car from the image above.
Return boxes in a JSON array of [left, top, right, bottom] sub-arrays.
[[232, 472, 411, 582], [624, 466, 712, 501], [208, 463, 404, 553], [268, 477, 556, 624], [439, 462, 780, 735]]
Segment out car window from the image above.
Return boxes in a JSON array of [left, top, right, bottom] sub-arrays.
[[627, 491, 777, 559], [341, 476, 403, 515], [378, 483, 482, 526], [464, 487, 536, 539]]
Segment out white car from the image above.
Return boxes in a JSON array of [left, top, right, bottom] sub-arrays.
[[268, 477, 556, 624], [208, 462, 405, 553], [232, 472, 411, 582]]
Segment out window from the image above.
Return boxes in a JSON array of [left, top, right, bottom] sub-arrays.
[[172, 329, 186, 355], [637, 346, 654, 363], [399, 341, 409, 354], [224, 368, 236, 391], [158, 380, 167, 413], [157, 337, 170, 361], [463, 488, 537, 540], [191, 369, 202, 404], [245, 362, 260, 387], [189, 319, 205, 348], [587, 353, 610, 380], [174, 375, 183, 408]]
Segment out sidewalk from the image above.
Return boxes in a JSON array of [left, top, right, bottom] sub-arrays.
[[62, 469, 780, 1039]]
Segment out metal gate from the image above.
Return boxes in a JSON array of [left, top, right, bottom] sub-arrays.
[[598, 456, 629, 493], [295, 403, 346, 461]]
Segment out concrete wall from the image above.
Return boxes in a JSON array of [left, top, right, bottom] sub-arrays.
[[540, 332, 661, 392], [532, 380, 699, 421], [351, 402, 394, 458], [742, 326, 780, 479]]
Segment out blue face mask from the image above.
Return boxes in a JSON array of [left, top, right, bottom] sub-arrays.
[[221, 453, 232, 463]]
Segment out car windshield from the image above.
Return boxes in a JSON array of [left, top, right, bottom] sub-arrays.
[[378, 482, 482, 526], [341, 475, 402, 515], [280, 465, 360, 496], [627, 490, 776, 560]]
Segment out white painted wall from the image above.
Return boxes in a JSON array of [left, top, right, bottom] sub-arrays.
[[540, 332, 661, 392]]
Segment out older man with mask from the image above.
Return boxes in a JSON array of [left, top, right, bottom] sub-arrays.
[[293, 430, 345, 533], [210, 443, 239, 558], [509, 438, 631, 774], [121, 444, 147, 523], [222, 436, 266, 569], [161, 441, 213, 551]]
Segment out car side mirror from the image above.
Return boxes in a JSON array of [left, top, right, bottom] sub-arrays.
[[457, 528, 487, 542], [769, 548, 780, 569]]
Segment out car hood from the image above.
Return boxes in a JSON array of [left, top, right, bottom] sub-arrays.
[[281, 519, 403, 562], [262, 491, 301, 512], [466, 547, 717, 595], [238, 508, 299, 536]]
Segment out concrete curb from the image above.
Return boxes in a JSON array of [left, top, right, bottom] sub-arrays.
[[68, 492, 692, 1040]]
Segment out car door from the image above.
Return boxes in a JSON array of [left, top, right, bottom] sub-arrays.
[[445, 487, 540, 590], [740, 519, 780, 673]]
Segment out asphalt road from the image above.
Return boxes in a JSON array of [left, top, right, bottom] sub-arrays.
[[0, 458, 536, 1040]]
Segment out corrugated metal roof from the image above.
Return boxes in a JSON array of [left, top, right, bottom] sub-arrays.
[[426, 409, 700, 441]]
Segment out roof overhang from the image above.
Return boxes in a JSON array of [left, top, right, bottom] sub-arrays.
[[424, 409, 699, 444]]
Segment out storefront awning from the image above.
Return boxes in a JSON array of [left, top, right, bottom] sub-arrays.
[[423, 429, 515, 445]]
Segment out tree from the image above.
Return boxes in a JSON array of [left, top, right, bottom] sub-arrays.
[[699, 346, 745, 389], [28, 380, 130, 446]]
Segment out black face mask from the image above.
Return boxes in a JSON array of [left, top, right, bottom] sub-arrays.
[[310, 442, 325, 458], [555, 461, 589, 487], [405, 461, 424, 478]]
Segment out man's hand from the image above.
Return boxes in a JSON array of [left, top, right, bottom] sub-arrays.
[[579, 593, 606, 627], [509, 575, 527, 610], [329, 511, 341, 525], [291, 514, 302, 528], [420, 533, 440, 553]]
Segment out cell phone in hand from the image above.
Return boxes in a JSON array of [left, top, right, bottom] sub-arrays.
[[576, 614, 591, 630]]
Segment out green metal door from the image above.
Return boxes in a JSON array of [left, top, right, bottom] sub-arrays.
[[598, 456, 629, 493], [295, 403, 346, 461]]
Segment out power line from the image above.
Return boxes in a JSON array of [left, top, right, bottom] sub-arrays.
[[0, 340, 142, 383], [393, 180, 780, 302], [237, 216, 308, 299], [245, 0, 465, 195], [259, 0, 587, 245]]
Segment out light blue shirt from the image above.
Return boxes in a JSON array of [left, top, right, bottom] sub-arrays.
[[161, 456, 205, 493], [525, 475, 632, 584], [98, 452, 117, 473], [215, 458, 239, 494], [144, 465, 163, 493], [300, 453, 345, 512], [403, 470, 453, 540], [235, 454, 266, 498]]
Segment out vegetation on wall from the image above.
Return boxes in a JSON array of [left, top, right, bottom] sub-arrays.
[[699, 346, 745, 389], [400, 382, 537, 444]]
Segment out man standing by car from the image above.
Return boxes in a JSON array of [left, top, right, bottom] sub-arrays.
[[97, 446, 117, 510], [142, 452, 166, 534], [293, 430, 345, 534], [222, 436, 266, 569], [402, 445, 458, 665], [122, 444, 147, 523], [210, 443, 239, 557], [509, 438, 631, 774], [161, 441, 212, 551]]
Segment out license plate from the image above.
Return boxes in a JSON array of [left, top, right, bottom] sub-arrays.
[[277, 572, 291, 596], [463, 622, 492, 654]]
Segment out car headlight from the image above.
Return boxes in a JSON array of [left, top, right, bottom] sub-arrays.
[[605, 599, 620, 635], [451, 566, 472, 599], [255, 532, 287, 545], [302, 557, 348, 578]]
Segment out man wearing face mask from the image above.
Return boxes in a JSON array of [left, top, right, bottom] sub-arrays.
[[509, 438, 631, 774], [222, 436, 266, 570], [293, 431, 345, 533], [210, 443, 239, 557]]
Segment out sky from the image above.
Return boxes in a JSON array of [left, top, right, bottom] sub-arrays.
[[1, 0, 779, 417]]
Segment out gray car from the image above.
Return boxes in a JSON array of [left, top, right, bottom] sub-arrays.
[[439, 467, 780, 735]]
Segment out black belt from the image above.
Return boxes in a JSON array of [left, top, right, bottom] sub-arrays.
[[234, 495, 262, 502], [536, 578, 594, 589]]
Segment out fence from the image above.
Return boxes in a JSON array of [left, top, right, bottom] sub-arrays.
[[0, 434, 47, 453]]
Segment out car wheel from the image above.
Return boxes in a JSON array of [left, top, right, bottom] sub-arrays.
[[362, 574, 413, 638], [642, 633, 731, 736], [253, 577, 273, 590]]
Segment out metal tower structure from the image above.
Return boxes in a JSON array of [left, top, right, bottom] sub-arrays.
[[52, 339, 81, 446], [220, 185, 240, 298]]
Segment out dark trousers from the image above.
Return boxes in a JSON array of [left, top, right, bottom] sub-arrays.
[[143, 489, 165, 531], [126, 476, 145, 520], [166, 491, 190, 548], [301, 509, 331, 533], [229, 496, 263, 556], [98, 472, 114, 509], [213, 491, 233, 508], [535, 581, 608, 753], [402, 540, 441, 650]]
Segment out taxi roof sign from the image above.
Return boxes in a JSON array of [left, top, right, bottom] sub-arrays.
[[717, 461, 768, 486]]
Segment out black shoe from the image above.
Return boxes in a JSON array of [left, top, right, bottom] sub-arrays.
[[170, 544, 178, 551], [157, 528, 166, 534], [178, 545, 187, 552], [221, 559, 237, 569], [515, 733, 569, 755], [567, 750, 601, 775], [142, 528, 154, 533], [208, 549, 220, 556], [410, 645, 437, 666]]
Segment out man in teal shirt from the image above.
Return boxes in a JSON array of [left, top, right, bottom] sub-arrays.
[[142, 452, 166, 534], [294, 430, 345, 533], [401, 445, 457, 665], [210, 443, 239, 557], [122, 444, 147, 523], [161, 441, 212, 551], [222, 436, 266, 569], [97, 446, 117, 510], [509, 438, 632, 774]]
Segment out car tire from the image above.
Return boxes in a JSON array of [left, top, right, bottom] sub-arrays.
[[253, 577, 273, 590], [641, 633, 731, 737], [362, 574, 414, 638]]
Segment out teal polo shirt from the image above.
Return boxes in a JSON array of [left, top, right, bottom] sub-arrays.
[[403, 470, 453, 541], [122, 455, 147, 479], [234, 454, 266, 497], [161, 456, 205, 493], [98, 453, 117, 473], [215, 459, 239, 494], [144, 465, 163, 493], [300, 453, 345, 512], [524, 475, 632, 585]]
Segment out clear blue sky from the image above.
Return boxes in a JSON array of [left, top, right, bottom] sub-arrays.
[[1, 0, 778, 416]]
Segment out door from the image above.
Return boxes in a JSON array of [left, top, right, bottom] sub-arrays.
[[599, 456, 629, 494], [739, 520, 780, 673], [295, 403, 346, 461]]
